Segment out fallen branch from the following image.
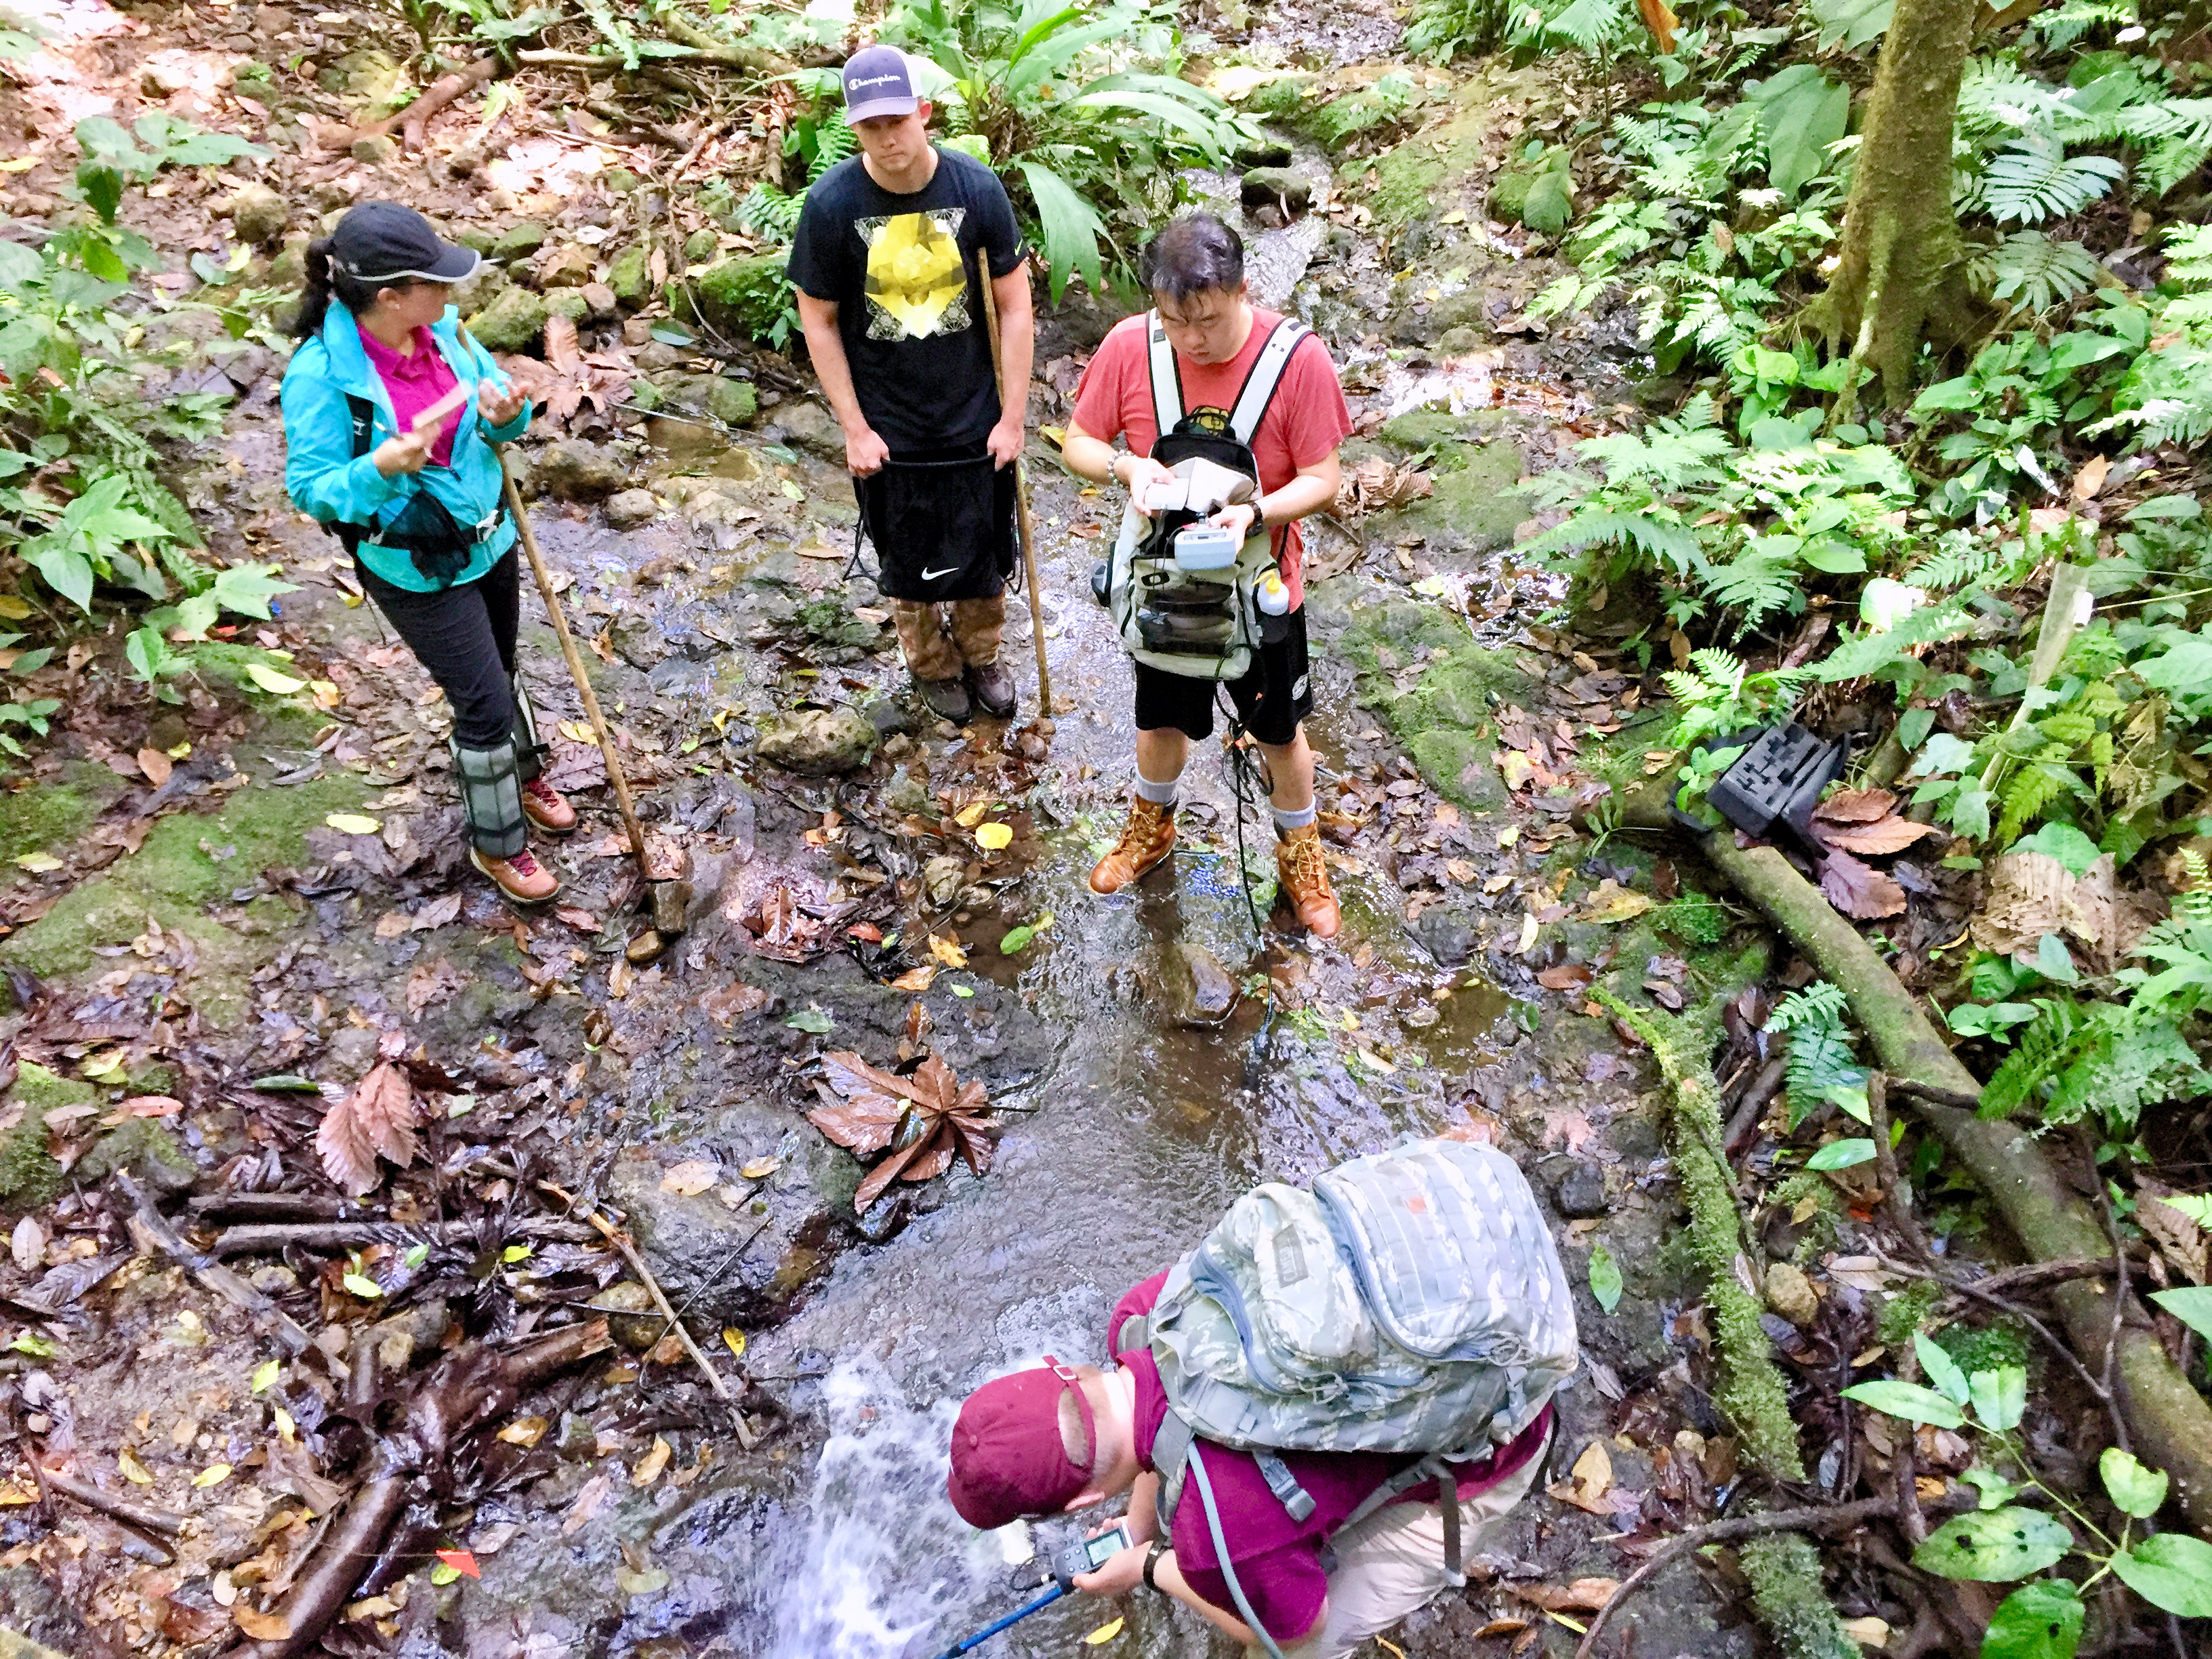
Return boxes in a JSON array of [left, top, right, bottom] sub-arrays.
[[32, 1460, 186, 1538], [518, 42, 784, 76], [538, 1182, 756, 1450], [1686, 828, 2212, 1534], [229, 1320, 609, 1659], [206, 1217, 592, 1258], [319, 57, 500, 152], [1574, 1493, 1965, 1659], [119, 1174, 319, 1363]]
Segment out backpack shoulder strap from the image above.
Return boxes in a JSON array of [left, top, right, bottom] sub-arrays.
[[1149, 1409, 1196, 1534], [1144, 310, 1182, 439], [344, 393, 377, 461], [1226, 319, 1310, 447]]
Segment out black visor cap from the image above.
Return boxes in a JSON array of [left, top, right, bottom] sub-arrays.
[[330, 201, 481, 286]]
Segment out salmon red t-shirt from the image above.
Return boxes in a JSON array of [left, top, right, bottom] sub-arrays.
[[1108, 1272, 1553, 1644], [1071, 310, 1352, 610]]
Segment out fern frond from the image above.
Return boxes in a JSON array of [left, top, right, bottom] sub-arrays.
[[1996, 761, 2073, 844], [1974, 230, 2098, 312], [1977, 138, 2125, 224], [1978, 998, 2084, 1120], [735, 182, 806, 239], [1524, 508, 1706, 576], [1768, 982, 1866, 1127], [808, 117, 856, 180]]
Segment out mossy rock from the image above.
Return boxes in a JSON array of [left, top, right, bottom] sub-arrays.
[[1241, 73, 1324, 128], [677, 251, 792, 346], [1368, 438, 1525, 556], [1339, 600, 1547, 817], [1490, 145, 1574, 235], [74, 1117, 196, 1196], [1367, 87, 1495, 230], [0, 773, 101, 865], [608, 244, 652, 308], [491, 221, 550, 263], [545, 289, 590, 325], [658, 372, 759, 428], [466, 286, 550, 354], [1376, 405, 1505, 453], [0, 1063, 93, 1210]]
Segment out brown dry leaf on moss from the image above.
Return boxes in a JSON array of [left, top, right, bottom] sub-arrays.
[[1817, 850, 1908, 920], [808, 1050, 997, 1212]]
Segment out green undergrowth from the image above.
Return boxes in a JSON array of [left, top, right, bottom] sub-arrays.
[[0, 1062, 93, 1210], [1364, 73, 1517, 229], [1741, 1534, 1858, 1659], [1338, 598, 1540, 817], [0, 764, 111, 863]]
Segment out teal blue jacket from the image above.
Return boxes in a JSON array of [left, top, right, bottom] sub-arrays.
[[280, 302, 531, 592]]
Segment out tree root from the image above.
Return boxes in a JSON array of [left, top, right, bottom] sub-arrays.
[[320, 57, 500, 153], [1683, 827, 2212, 1534], [1597, 992, 1803, 1482]]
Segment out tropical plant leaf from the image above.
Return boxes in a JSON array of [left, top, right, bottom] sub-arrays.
[[1910, 1508, 2072, 1582], [1015, 158, 1105, 300]]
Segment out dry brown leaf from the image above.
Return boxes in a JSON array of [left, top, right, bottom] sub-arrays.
[[233, 1606, 293, 1641], [1536, 961, 1594, 991], [1636, 0, 1679, 51], [659, 1160, 718, 1197], [889, 964, 938, 992], [1547, 1439, 1614, 1513], [405, 957, 467, 1017], [699, 982, 769, 1026], [1812, 786, 1899, 825], [316, 1061, 418, 1197], [928, 933, 969, 969], [812, 1050, 997, 1211], [121, 1094, 183, 1117], [137, 747, 173, 787], [631, 1436, 672, 1488], [1814, 815, 1942, 857], [1971, 849, 2118, 958], [1510, 1578, 1622, 1612], [1817, 851, 1907, 920]]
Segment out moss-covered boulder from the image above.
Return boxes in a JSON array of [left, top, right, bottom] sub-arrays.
[[466, 285, 549, 353], [74, 1117, 196, 1196], [545, 289, 590, 326], [658, 372, 759, 429], [0, 1063, 93, 1211], [608, 244, 653, 308], [0, 774, 99, 865], [491, 221, 550, 263], [1490, 144, 1574, 235], [1370, 436, 1525, 554], [676, 251, 792, 346]]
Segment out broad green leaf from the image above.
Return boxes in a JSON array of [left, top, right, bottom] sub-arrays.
[[2098, 1447, 2169, 1518], [2109, 1534, 2212, 1616], [1800, 541, 1867, 575], [1744, 64, 1849, 198], [1916, 1333, 1971, 1406], [1807, 0, 1893, 49], [246, 662, 308, 694], [2009, 821, 2100, 876], [209, 562, 299, 620], [1965, 1466, 2022, 1510], [1967, 1366, 2026, 1432], [1806, 1138, 1876, 1170], [0, 243, 41, 287], [2150, 1286, 2212, 1343], [999, 924, 1036, 954], [1911, 1508, 2072, 1582], [342, 1271, 384, 1298], [786, 1007, 833, 1033], [251, 1358, 280, 1393], [25, 544, 94, 612], [1979, 1580, 2081, 1659], [2030, 933, 2078, 984], [1840, 1379, 1967, 1428], [1588, 1243, 1622, 1314], [1015, 159, 1104, 301]]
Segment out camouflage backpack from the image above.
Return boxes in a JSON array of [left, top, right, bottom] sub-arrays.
[[1118, 1139, 1578, 1658]]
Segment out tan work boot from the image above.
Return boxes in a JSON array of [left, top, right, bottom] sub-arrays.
[[471, 845, 559, 904], [522, 775, 577, 834], [1088, 794, 1176, 894], [1275, 822, 1340, 939]]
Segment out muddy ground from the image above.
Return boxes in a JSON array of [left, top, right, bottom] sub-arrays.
[[0, 5, 1938, 1658]]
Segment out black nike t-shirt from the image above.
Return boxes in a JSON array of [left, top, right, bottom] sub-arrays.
[[787, 146, 1026, 453]]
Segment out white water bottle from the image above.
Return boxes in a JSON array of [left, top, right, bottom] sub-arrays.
[[1256, 570, 1290, 615]]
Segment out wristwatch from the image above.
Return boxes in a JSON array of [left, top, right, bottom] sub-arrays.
[[1143, 1539, 1170, 1592]]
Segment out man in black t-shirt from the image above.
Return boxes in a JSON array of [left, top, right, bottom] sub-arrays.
[[790, 45, 1035, 725]]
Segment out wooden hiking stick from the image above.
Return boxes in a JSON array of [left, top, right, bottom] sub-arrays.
[[975, 248, 1053, 717], [495, 449, 655, 884]]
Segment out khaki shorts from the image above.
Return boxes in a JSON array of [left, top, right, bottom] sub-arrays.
[[1244, 1437, 1549, 1659]]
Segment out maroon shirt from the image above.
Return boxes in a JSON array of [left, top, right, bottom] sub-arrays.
[[357, 323, 462, 468], [1111, 1273, 1552, 1642]]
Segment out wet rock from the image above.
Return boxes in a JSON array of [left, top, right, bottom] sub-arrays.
[[683, 227, 720, 264], [611, 1153, 838, 1332], [607, 243, 652, 307], [224, 183, 289, 247], [324, 1023, 382, 1080], [465, 285, 548, 353], [605, 488, 661, 531], [611, 611, 669, 668], [1240, 167, 1312, 217], [863, 698, 912, 739], [533, 438, 628, 501], [1555, 1160, 1607, 1219], [626, 928, 667, 964], [539, 243, 595, 289], [73, 1118, 196, 1197], [491, 221, 550, 263], [679, 250, 791, 345], [1413, 905, 1475, 967], [595, 1279, 660, 1349], [1764, 1261, 1819, 1328], [756, 707, 877, 775], [923, 855, 964, 906], [659, 371, 758, 429], [0, 1564, 94, 1653], [1234, 139, 1294, 169], [1162, 941, 1239, 1027], [579, 280, 618, 319], [773, 398, 844, 461]]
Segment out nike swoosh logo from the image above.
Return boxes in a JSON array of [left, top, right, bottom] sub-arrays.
[[920, 565, 959, 581]]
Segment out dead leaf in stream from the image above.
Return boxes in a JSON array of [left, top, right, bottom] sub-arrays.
[[1547, 1441, 1614, 1513], [808, 1050, 998, 1212]]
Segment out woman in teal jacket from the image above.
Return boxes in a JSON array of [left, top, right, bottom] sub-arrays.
[[282, 201, 573, 903]]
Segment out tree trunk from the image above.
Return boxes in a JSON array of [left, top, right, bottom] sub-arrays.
[[1814, 0, 1983, 405]]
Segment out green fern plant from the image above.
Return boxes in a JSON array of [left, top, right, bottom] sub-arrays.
[[1767, 982, 1871, 1127], [1975, 230, 2098, 312], [1975, 136, 2125, 224]]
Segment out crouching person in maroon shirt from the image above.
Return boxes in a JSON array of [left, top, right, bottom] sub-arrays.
[[945, 1271, 1555, 1659]]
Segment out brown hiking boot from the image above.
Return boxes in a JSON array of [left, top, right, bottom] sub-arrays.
[[964, 659, 1017, 720], [1088, 794, 1176, 894], [471, 845, 559, 905], [1275, 822, 1340, 939], [522, 775, 577, 834], [915, 675, 973, 725]]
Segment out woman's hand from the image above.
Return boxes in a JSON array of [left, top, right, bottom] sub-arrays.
[[478, 381, 528, 428], [371, 428, 433, 478], [1115, 453, 1176, 518], [1072, 1542, 1147, 1598]]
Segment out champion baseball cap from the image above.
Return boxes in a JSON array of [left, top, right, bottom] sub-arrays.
[[945, 1357, 1095, 1530], [328, 201, 480, 286], [842, 44, 920, 125]]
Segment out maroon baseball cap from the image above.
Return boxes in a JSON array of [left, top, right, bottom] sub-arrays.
[[946, 1356, 1094, 1529]]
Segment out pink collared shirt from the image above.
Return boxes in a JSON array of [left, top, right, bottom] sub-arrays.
[[357, 323, 462, 468]]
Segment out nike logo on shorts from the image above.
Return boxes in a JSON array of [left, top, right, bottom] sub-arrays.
[[920, 565, 958, 581]]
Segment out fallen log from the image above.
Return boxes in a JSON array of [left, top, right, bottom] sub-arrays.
[[226, 1319, 610, 1659], [31, 1460, 185, 1538], [318, 56, 500, 153], [1683, 823, 2212, 1535]]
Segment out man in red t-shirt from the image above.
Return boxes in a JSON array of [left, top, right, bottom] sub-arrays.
[[945, 1273, 1553, 1658], [1062, 214, 1354, 937]]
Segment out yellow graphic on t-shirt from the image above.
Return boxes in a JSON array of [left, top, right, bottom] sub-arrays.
[[858, 208, 970, 342]]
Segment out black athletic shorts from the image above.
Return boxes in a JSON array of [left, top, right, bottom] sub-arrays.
[[1132, 605, 1311, 747], [853, 442, 1016, 603]]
